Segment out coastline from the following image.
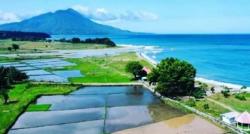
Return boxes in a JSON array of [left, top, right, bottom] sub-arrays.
[[137, 51, 250, 92]]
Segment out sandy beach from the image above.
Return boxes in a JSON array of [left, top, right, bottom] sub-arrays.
[[138, 51, 250, 93]]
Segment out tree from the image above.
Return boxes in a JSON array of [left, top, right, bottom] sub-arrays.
[[12, 44, 19, 51], [125, 61, 143, 79], [221, 89, 230, 98], [7, 47, 12, 52], [155, 58, 196, 96], [71, 38, 81, 43], [147, 68, 159, 85], [210, 87, 215, 93], [0, 66, 28, 104]]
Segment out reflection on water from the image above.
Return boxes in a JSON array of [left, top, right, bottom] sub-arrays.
[[164, 114, 195, 128]]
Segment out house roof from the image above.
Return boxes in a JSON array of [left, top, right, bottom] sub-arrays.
[[236, 111, 250, 124], [142, 67, 151, 74], [221, 112, 239, 119]]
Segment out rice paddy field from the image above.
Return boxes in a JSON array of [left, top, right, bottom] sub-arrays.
[[8, 86, 188, 134]]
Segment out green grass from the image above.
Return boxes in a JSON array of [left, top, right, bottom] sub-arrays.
[[47, 52, 153, 83], [0, 83, 79, 134], [26, 104, 51, 112], [209, 93, 250, 112], [0, 55, 61, 63], [182, 99, 230, 117], [0, 39, 112, 54]]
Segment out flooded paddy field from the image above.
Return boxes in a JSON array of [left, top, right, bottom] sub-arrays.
[[8, 86, 223, 134], [0, 59, 83, 83]]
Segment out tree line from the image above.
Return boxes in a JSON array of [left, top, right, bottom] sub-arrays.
[[57, 37, 116, 47], [0, 31, 50, 41], [0, 66, 28, 104]]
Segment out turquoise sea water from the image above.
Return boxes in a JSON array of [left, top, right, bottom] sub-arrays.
[[52, 34, 250, 86]]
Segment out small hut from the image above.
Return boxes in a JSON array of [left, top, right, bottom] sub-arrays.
[[236, 111, 250, 130]]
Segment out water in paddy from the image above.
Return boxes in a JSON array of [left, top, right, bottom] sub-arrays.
[[10, 86, 186, 134]]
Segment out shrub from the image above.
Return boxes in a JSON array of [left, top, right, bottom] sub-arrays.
[[210, 87, 215, 93], [192, 88, 206, 99], [235, 93, 246, 101], [186, 97, 196, 107], [203, 103, 209, 110], [221, 89, 230, 98]]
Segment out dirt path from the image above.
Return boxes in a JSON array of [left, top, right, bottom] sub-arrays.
[[207, 98, 237, 112]]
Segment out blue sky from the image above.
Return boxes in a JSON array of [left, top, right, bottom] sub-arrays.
[[0, 0, 250, 33]]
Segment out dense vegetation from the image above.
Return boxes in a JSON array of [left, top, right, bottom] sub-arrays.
[[0, 67, 28, 104], [58, 37, 116, 47], [148, 58, 196, 97], [0, 31, 50, 41]]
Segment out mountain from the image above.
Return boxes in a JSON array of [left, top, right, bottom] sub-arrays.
[[0, 9, 133, 35]]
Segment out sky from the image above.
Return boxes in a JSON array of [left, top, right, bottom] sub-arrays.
[[0, 0, 250, 34]]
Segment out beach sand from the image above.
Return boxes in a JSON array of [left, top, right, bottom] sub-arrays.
[[138, 52, 250, 94]]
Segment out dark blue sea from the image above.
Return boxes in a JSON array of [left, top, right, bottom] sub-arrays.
[[52, 34, 250, 86]]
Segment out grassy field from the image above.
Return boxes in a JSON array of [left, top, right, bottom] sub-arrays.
[[0, 83, 79, 134], [47, 52, 153, 83], [0, 39, 111, 54], [209, 93, 250, 112], [0, 55, 62, 63], [26, 104, 51, 112], [182, 98, 230, 117]]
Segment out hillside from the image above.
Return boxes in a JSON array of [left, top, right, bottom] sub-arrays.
[[0, 9, 132, 35]]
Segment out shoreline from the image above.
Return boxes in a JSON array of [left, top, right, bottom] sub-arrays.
[[137, 51, 250, 92]]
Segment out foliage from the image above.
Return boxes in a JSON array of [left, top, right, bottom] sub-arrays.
[[125, 61, 143, 79], [71, 37, 81, 43], [210, 87, 215, 93], [221, 89, 230, 98], [0, 31, 50, 41], [154, 58, 196, 96], [241, 86, 247, 90], [185, 97, 196, 107], [58, 37, 116, 47], [7, 47, 12, 52], [12, 44, 19, 51], [0, 67, 28, 104], [203, 103, 209, 110], [235, 93, 247, 101], [192, 87, 206, 99], [147, 68, 160, 85]]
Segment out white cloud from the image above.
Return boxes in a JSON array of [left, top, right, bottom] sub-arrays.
[[72, 5, 158, 22], [72, 5, 117, 21], [0, 11, 21, 24], [120, 11, 158, 21]]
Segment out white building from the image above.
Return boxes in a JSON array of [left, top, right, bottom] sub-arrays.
[[221, 112, 239, 125]]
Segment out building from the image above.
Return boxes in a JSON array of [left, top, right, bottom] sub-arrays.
[[236, 111, 250, 130], [221, 112, 239, 125]]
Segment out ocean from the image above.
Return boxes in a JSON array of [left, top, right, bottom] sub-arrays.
[[52, 34, 250, 87]]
